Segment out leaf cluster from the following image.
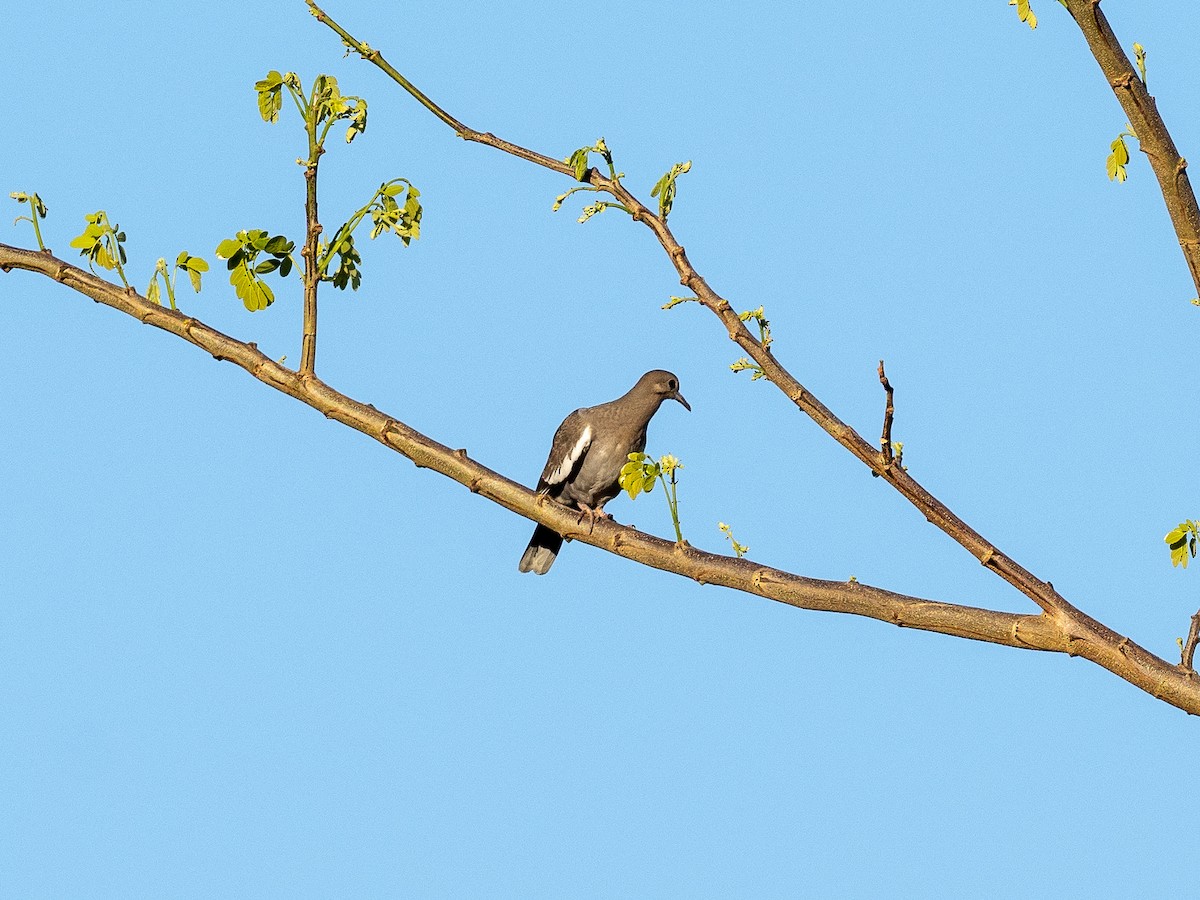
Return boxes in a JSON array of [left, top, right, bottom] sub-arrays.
[[69, 211, 129, 286], [147, 251, 208, 310], [565, 138, 613, 182], [313, 73, 368, 144], [620, 452, 686, 543], [215, 230, 296, 311], [367, 180, 421, 244], [1009, 0, 1038, 30], [729, 306, 774, 380], [1108, 124, 1137, 183], [318, 179, 422, 292], [256, 70, 368, 148], [254, 70, 302, 124], [650, 161, 691, 222], [620, 452, 662, 500], [1166, 521, 1200, 568]]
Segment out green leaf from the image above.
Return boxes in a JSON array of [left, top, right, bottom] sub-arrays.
[[1165, 521, 1200, 568], [265, 235, 292, 255], [175, 252, 208, 293], [1133, 43, 1147, 85], [1009, 0, 1037, 30], [567, 146, 591, 182], [215, 238, 241, 259], [649, 161, 691, 221], [345, 98, 368, 143], [147, 276, 161, 306], [230, 262, 275, 311], [11, 191, 48, 219], [662, 296, 699, 310], [328, 233, 362, 291], [1111, 137, 1130, 166], [255, 70, 285, 123]]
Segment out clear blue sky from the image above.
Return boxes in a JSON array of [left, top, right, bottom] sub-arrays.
[[3, 2, 1198, 896]]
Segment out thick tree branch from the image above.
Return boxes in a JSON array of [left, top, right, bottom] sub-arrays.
[[5, 241, 1200, 714], [0, 243, 1044, 646], [1062, 0, 1200, 297]]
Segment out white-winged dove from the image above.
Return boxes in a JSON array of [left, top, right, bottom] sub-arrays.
[[519, 370, 690, 575]]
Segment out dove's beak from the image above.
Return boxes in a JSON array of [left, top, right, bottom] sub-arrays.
[[672, 391, 691, 412]]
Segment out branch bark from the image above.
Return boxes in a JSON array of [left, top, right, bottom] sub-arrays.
[[1062, 0, 1200, 297]]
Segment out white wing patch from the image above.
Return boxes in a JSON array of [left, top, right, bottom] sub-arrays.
[[547, 424, 591, 486]]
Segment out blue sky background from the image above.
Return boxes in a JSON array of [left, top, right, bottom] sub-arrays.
[[3, 2, 1199, 896]]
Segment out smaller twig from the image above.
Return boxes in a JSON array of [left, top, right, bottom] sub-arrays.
[[1178, 610, 1200, 673], [878, 359, 895, 466]]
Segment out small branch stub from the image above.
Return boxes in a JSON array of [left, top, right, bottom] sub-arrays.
[[878, 360, 895, 467]]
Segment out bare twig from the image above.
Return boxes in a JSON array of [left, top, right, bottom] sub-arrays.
[[1179, 611, 1200, 674], [878, 359, 895, 467], [1062, 0, 1200, 297]]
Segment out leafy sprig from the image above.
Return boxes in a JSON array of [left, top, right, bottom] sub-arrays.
[[69, 211, 129, 287], [619, 452, 685, 543], [1133, 42, 1147, 85], [147, 251, 209, 310], [1108, 123, 1138, 183], [319, 178, 422, 292], [1009, 0, 1038, 30], [10, 191, 48, 250], [1166, 520, 1200, 568], [718, 522, 749, 558], [565, 137, 614, 181], [729, 305, 774, 380], [650, 161, 691, 221], [255, 70, 367, 150], [214, 230, 296, 311]]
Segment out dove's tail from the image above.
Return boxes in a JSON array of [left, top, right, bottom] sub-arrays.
[[519, 524, 563, 575]]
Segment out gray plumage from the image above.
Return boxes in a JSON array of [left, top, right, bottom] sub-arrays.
[[519, 369, 690, 575]]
